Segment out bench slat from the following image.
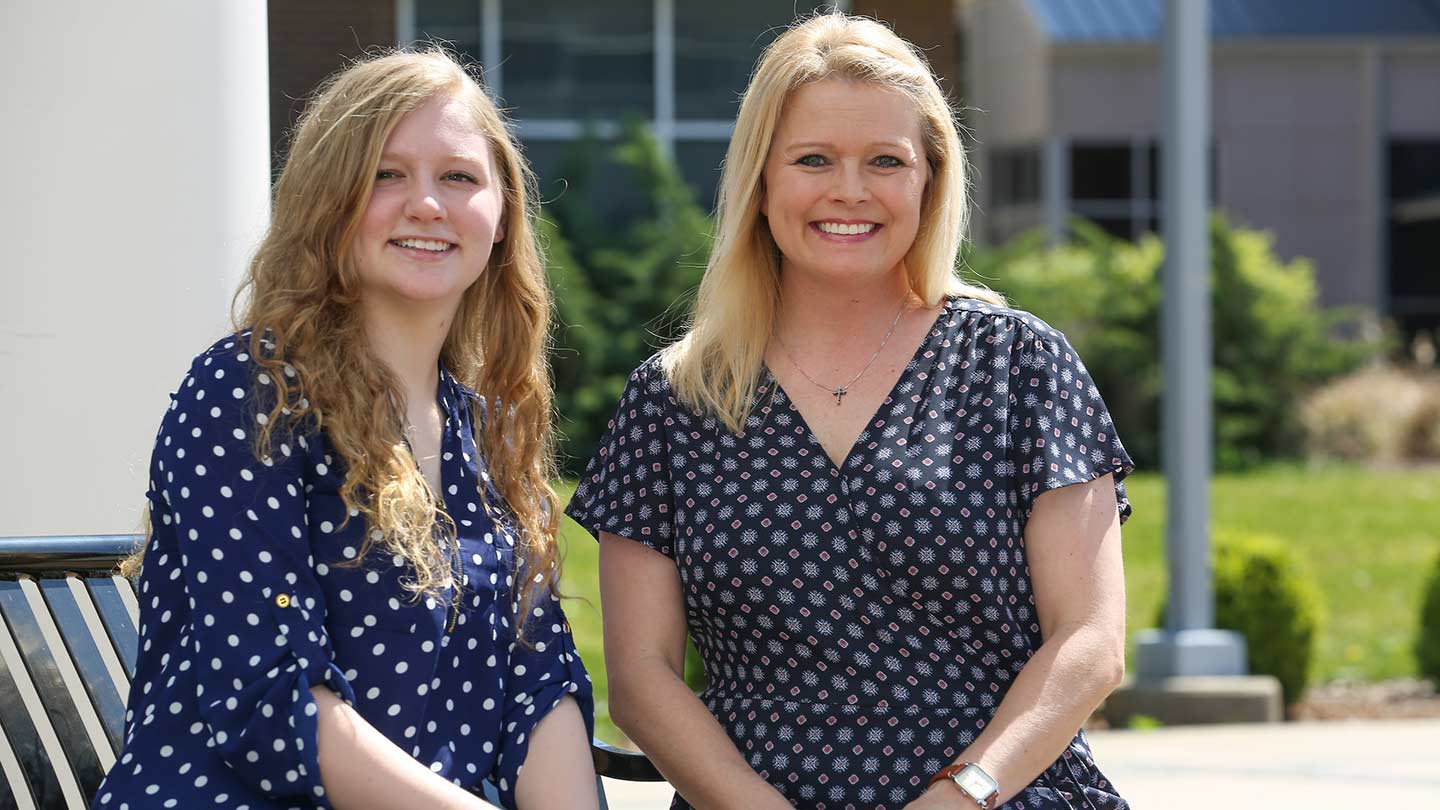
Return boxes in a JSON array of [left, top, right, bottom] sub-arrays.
[[84, 579, 138, 682], [39, 579, 127, 754], [0, 588, 84, 809], [0, 582, 102, 808], [0, 721, 36, 810]]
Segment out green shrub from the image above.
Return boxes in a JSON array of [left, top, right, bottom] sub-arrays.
[[544, 122, 710, 471], [967, 217, 1383, 471], [1156, 531, 1325, 705], [1419, 552, 1440, 684]]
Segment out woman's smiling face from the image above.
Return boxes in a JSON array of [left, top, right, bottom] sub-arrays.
[[351, 91, 506, 311], [761, 79, 928, 287]]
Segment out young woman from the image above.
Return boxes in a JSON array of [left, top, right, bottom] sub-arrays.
[[95, 50, 596, 810], [567, 13, 1133, 810]]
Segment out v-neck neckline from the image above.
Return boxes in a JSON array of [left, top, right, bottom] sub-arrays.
[[764, 298, 951, 474]]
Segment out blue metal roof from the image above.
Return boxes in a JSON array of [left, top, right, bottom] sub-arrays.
[[1027, 0, 1440, 42]]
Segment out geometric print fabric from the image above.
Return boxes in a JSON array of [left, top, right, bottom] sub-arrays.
[[568, 297, 1134, 809]]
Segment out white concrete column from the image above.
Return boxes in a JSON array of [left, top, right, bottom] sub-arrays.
[[0, 0, 271, 536]]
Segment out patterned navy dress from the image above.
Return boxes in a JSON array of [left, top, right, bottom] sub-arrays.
[[567, 297, 1134, 810], [95, 334, 592, 810]]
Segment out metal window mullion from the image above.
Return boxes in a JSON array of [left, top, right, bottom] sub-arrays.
[[396, 0, 416, 46], [1044, 137, 1069, 243], [482, 0, 503, 100], [654, 0, 676, 158]]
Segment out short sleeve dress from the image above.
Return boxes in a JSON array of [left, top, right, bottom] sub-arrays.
[[94, 334, 593, 810], [566, 298, 1134, 810]]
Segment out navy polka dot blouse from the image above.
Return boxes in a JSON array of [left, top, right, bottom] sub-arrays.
[[94, 334, 592, 810], [567, 298, 1133, 809]]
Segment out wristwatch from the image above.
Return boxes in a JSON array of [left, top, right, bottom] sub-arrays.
[[930, 762, 1000, 809]]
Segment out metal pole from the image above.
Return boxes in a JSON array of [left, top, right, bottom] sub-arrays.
[[1136, 0, 1246, 679]]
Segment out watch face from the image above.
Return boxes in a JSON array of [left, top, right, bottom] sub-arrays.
[[956, 764, 999, 799]]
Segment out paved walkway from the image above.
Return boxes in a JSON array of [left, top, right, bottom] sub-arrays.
[[599, 719, 1440, 809]]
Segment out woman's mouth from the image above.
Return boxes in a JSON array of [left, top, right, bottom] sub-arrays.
[[811, 221, 880, 241], [389, 238, 457, 257]]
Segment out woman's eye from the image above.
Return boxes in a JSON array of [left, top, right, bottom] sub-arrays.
[[445, 172, 477, 183], [375, 169, 399, 180], [796, 154, 828, 168], [873, 155, 904, 169]]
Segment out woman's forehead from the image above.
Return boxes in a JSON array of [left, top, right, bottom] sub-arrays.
[[774, 80, 922, 148]]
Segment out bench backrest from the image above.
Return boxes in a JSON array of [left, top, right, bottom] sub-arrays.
[[0, 535, 660, 810]]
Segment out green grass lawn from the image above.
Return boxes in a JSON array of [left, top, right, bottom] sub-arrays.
[[556, 465, 1440, 743]]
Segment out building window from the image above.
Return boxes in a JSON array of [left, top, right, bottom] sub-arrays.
[[1068, 141, 1159, 241], [503, 1, 653, 119], [1068, 141, 1215, 242], [987, 145, 1042, 243], [1388, 140, 1440, 341], [409, 0, 827, 210]]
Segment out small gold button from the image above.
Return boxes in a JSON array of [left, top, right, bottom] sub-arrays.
[[275, 594, 292, 608]]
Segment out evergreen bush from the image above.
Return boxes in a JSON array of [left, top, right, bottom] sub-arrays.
[[1155, 532, 1325, 705], [1418, 551, 1440, 684]]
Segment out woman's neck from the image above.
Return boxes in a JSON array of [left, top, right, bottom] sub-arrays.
[[774, 264, 917, 352], [360, 296, 454, 403]]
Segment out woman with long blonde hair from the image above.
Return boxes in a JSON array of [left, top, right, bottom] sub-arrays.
[[568, 12, 1133, 809], [95, 49, 595, 810]]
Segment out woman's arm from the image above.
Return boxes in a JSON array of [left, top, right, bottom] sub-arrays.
[[600, 532, 794, 810], [513, 696, 598, 809], [311, 686, 499, 810], [907, 475, 1127, 809]]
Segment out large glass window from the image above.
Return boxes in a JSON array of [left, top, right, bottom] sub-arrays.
[[1068, 141, 1214, 243], [675, 1, 826, 120], [986, 145, 1042, 244], [503, 0, 653, 119], [1388, 140, 1440, 341], [411, 0, 821, 212], [415, 0, 482, 63]]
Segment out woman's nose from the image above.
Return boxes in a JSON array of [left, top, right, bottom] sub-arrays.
[[830, 162, 870, 204], [403, 180, 445, 220]]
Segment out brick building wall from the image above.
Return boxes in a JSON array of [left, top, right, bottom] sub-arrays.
[[268, 0, 395, 169]]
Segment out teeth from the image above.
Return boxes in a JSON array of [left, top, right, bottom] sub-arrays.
[[393, 238, 452, 252], [817, 222, 876, 236]]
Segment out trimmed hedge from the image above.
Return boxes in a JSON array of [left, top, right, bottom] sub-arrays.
[[1157, 531, 1325, 705], [1419, 551, 1440, 684]]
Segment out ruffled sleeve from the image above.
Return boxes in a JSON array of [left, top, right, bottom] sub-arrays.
[[1006, 317, 1135, 530], [564, 358, 678, 557], [490, 565, 594, 810], [152, 338, 353, 806]]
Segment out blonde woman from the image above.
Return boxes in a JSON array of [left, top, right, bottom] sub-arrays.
[[95, 51, 595, 810], [567, 13, 1132, 810]]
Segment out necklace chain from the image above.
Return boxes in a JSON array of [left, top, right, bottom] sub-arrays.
[[777, 300, 908, 406]]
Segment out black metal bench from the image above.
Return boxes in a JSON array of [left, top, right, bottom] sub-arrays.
[[0, 535, 661, 809]]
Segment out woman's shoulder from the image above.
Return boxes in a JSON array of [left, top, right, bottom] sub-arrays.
[[170, 331, 296, 418], [942, 296, 1066, 343]]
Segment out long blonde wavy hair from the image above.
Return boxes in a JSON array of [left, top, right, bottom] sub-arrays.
[[131, 49, 562, 622], [660, 12, 1005, 432]]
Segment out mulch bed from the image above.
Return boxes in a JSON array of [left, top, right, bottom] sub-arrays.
[[1290, 678, 1440, 721]]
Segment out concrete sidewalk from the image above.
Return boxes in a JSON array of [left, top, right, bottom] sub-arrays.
[[599, 719, 1440, 808]]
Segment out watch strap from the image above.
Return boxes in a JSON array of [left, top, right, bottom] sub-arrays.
[[929, 762, 997, 809]]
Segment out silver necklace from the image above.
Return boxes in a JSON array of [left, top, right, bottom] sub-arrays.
[[777, 300, 908, 406]]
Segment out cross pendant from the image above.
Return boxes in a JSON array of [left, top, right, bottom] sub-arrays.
[[832, 387, 847, 406]]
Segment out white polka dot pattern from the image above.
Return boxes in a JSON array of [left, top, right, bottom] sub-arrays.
[[567, 299, 1133, 809], [94, 335, 592, 810]]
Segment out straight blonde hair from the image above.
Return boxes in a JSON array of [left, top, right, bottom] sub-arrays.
[[660, 12, 1004, 432]]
